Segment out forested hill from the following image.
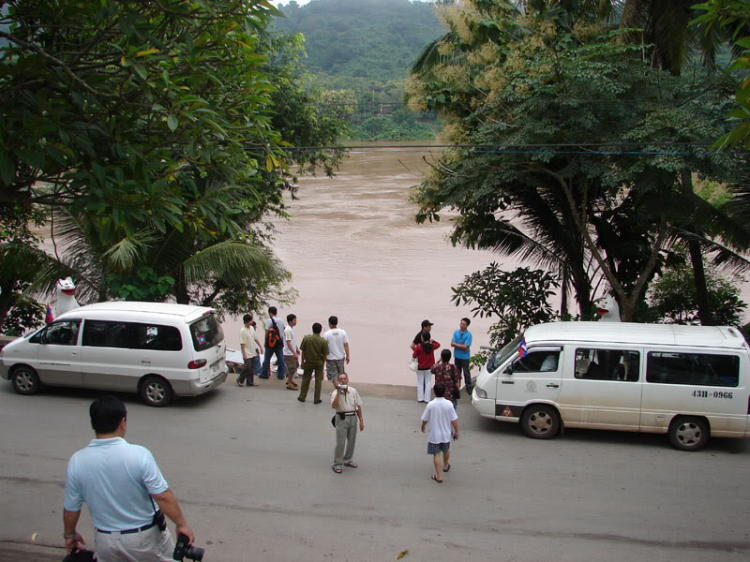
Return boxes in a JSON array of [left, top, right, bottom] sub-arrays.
[[274, 0, 444, 82]]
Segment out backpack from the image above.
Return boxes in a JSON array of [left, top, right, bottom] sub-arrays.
[[266, 318, 281, 348]]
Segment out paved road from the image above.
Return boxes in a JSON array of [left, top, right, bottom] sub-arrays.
[[1, 379, 749, 562]]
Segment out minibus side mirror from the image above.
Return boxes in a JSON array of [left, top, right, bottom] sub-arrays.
[[504, 365, 513, 375]]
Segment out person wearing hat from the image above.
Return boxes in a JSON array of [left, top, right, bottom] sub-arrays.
[[410, 319, 434, 351]]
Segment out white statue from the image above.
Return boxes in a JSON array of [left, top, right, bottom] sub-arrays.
[[54, 277, 80, 318], [596, 294, 621, 322]]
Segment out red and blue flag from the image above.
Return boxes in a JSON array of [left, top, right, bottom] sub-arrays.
[[518, 337, 528, 358], [45, 305, 54, 325]]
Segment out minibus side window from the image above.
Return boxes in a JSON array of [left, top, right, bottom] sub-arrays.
[[575, 349, 640, 381], [646, 352, 739, 387], [43, 320, 81, 346], [131, 324, 182, 351], [511, 351, 560, 373], [82, 321, 131, 348]]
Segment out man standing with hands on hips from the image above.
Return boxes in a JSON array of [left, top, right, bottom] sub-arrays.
[[451, 317, 473, 395], [63, 396, 194, 561], [331, 372, 364, 474]]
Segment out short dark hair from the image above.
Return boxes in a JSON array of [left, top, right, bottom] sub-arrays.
[[461, 317, 471, 326], [441, 349, 452, 362], [287, 313, 296, 323], [328, 315, 338, 326], [90, 396, 126, 434], [243, 314, 252, 323], [434, 383, 446, 397], [420, 330, 430, 342], [268, 306, 277, 315], [312, 322, 322, 334]]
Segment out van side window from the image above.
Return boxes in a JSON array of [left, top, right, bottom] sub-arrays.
[[512, 351, 560, 373], [83, 321, 131, 348], [575, 349, 640, 381], [43, 320, 80, 346], [132, 324, 182, 351], [647, 352, 739, 387]]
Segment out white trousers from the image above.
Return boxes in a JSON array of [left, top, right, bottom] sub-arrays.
[[94, 525, 174, 562], [416, 369, 431, 402]]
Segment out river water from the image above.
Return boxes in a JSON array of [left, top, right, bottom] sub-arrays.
[[224, 143, 499, 387]]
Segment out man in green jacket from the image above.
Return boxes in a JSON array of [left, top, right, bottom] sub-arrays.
[[298, 322, 330, 404]]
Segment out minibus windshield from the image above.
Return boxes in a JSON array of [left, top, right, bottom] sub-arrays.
[[486, 334, 524, 373]]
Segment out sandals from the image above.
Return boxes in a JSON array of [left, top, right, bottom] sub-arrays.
[[286, 385, 297, 390], [236, 380, 244, 387], [332, 466, 343, 474], [431, 475, 443, 483], [444, 464, 450, 472], [344, 461, 358, 468]]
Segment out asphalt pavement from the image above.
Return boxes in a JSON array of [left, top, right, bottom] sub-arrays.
[[1, 374, 749, 562]]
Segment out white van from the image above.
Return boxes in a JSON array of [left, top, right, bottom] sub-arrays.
[[472, 322, 750, 451], [0, 302, 227, 407]]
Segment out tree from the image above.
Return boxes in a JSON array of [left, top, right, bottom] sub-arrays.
[[408, 1, 739, 321], [451, 264, 559, 365]]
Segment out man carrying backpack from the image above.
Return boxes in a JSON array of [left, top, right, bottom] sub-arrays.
[[260, 306, 286, 380]]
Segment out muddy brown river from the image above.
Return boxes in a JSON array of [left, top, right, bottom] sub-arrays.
[[224, 143, 500, 387]]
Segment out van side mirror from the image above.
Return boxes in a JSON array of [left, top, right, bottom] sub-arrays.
[[504, 365, 513, 375]]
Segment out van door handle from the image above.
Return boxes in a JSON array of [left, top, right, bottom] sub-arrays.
[[546, 383, 559, 388], [501, 381, 514, 385], [142, 360, 151, 365]]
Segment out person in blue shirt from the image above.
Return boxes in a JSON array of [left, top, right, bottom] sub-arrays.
[[63, 396, 195, 561], [451, 317, 473, 394]]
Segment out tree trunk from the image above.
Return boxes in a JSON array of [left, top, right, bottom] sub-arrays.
[[680, 169, 713, 325]]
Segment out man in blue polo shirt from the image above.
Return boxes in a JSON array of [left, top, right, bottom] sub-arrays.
[[451, 317, 474, 394], [63, 396, 195, 561]]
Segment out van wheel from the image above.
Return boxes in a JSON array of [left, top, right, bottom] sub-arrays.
[[520, 405, 560, 439], [12, 366, 41, 395], [669, 417, 709, 451], [140, 376, 173, 407]]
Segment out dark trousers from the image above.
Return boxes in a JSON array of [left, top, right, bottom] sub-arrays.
[[455, 358, 472, 391], [237, 357, 255, 385], [261, 345, 286, 380]]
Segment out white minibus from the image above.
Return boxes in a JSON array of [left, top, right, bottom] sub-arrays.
[[472, 322, 750, 451], [0, 302, 227, 407]]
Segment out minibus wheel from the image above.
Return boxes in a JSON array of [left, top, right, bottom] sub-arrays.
[[140, 375, 173, 407], [520, 404, 560, 439], [668, 416, 709, 451], [11, 366, 41, 395]]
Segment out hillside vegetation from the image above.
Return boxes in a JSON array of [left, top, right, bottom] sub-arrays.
[[274, 0, 444, 140]]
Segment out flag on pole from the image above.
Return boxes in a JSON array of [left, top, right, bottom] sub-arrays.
[[45, 305, 54, 324], [518, 337, 527, 358]]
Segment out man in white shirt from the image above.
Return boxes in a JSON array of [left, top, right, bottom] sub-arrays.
[[237, 314, 262, 387], [283, 313, 300, 390], [421, 383, 459, 483], [260, 306, 286, 380], [323, 315, 350, 389], [330, 372, 364, 474]]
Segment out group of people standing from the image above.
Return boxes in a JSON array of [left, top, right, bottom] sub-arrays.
[[411, 317, 474, 406]]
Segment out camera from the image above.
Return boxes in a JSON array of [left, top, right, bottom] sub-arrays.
[[338, 384, 347, 391], [173, 533, 204, 561]]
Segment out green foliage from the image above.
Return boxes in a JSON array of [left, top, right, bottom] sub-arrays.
[[0, 202, 47, 333], [451, 263, 559, 365], [345, 108, 439, 141], [409, 2, 739, 321], [692, 1, 750, 149], [1, 1, 347, 317], [647, 258, 747, 325], [106, 268, 175, 302]]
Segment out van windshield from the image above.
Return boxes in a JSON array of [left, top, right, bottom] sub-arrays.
[[190, 313, 224, 352], [486, 334, 524, 373]]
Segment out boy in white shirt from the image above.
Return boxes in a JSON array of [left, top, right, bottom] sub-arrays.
[[283, 314, 300, 390], [421, 383, 459, 483]]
